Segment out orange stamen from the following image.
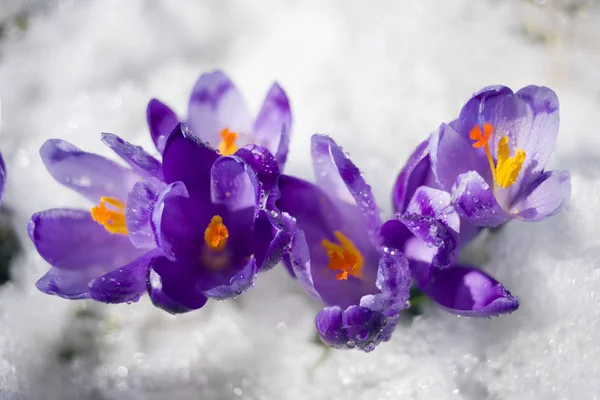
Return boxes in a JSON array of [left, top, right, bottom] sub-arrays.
[[321, 231, 364, 281], [219, 128, 238, 156], [90, 197, 128, 235], [204, 215, 229, 252]]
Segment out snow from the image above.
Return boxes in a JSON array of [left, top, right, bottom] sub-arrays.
[[0, 0, 599, 398]]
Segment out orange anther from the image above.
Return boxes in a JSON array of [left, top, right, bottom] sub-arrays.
[[204, 215, 229, 252], [321, 231, 364, 281], [90, 197, 128, 235], [219, 128, 238, 156]]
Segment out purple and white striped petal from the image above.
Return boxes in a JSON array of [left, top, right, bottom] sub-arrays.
[[187, 70, 252, 147], [253, 82, 292, 167], [452, 171, 511, 227], [423, 264, 520, 317], [513, 170, 571, 222]]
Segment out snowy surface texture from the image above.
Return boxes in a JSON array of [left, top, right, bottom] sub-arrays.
[[0, 0, 599, 399]]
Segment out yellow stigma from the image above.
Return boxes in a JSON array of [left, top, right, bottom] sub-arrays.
[[90, 197, 128, 235], [204, 215, 229, 252], [321, 231, 364, 281], [219, 128, 238, 156], [469, 123, 526, 189]]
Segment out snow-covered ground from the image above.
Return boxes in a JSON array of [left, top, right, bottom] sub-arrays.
[[0, 0, 599, 398]]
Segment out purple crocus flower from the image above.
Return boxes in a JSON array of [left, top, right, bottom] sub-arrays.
[[276, 134, 411, 352], [146, 70, 292, 169], [30, 134, 160, 301], [31, 125, 288, 312], [398, 85, 570, 228], [382, 185, 520, 318], [144, 123, 290, 313]]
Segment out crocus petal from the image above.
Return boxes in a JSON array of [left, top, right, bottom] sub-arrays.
[[101, 133, 163, 180], [36, 266, 102, 300], [513, 86, 560, 173], [513, 170, 571, 222], [392, 137, 438, 213], [455, 85, 518, 145], [311, 134, 382, 247], [147, 256, 209, 313], [252, 210, 293, 272], [151, 181, 190, 261], [211, 155, 260, 214], [380, 219, 412, 253], [126, 177, 167, 249], [253, 82, 292, 167], [286, 228, 321, 300], [422, 264, 520, 317], [362, 248, 412, 317], [29, 208, 137, 270], [398, 213, 456, 269], [162, 123, 219, 200], [147, 265, 206, 314], [89, 249, 162, 304], [235, 144, 280, 195], [0, 152, 6, 204], [202, 257, 258, 299], [397, 186, 459, 269], [40, 139, 139, 204], [187, 70, 252, 146], [406, 186, 460, 233], [429, 123, 491, 191], [147, 98, 179, 153], [315, 305, 386, 352], [452, 171, 511, 227]]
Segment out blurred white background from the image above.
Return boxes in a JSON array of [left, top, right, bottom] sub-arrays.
[[0, 0, 599, 399]]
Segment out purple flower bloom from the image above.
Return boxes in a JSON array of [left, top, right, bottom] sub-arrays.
[[398, 85, 570, 228], [276, 135, 411, 352], [31, 125, 288, 312], [147, 70, 292, 169], [382, 186, 520, 317], [145, 124, 290, 313], [30, 134, 157, 301]]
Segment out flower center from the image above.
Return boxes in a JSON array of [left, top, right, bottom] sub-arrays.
[[204, 215, 229, 252], [219, 128, 238, 156], [469, 123, 526, 189], [321, 231, 364, 281], [90, 197, 128, 235]]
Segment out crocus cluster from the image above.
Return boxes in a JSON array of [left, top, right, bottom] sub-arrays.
[[29, 73, 570, 352]]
